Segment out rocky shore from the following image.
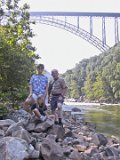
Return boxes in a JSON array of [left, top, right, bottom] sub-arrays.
[[0, 108, 120, 160]]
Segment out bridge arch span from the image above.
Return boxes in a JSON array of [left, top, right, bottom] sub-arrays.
[[32, 16, 110, 52]]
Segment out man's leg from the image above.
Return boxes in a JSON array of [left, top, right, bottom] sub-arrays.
[[33, 108, 41, 119], [31, 105, 47, 122], [50, 96, 58, 124], [57, 102, 63, 125]]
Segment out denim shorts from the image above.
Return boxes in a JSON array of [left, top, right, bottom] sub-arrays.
[[50, 96, 64, 111]]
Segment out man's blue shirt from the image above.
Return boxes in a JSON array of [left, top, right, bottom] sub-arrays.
[[29, 74, 48, 96]]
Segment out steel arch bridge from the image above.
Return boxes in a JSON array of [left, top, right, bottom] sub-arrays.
[[30, 12, 120, 52]]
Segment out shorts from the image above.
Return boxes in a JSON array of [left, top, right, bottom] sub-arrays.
[[32, 93, 43, 102], [50, 96, 64, 111]]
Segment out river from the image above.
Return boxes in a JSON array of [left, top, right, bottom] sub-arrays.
[[63, 102, 120, 137]]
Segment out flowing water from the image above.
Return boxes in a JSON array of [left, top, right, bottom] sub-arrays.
[[63, 103, 120, 137]]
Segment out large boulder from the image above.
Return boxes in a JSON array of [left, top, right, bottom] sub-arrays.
[[92, 133, 108, 147], [34, 118, 54, 132], [26, 122, 36, 132], [0, 137, 29, 160], [0, 119, 15, 129], [7, 109, 31, 122], [12, 127, 35, 144], [48, 124, 65, 139], [41, 135, 64, 160], [5, 120, 25, 136]]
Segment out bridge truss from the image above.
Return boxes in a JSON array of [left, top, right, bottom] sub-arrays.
[[30, 12, 120, 52]]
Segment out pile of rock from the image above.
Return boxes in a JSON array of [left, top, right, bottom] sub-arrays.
[[0, 109, 120, 160]]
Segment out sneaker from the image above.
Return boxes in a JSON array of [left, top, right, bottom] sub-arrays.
[[40, 115, 47, 122]]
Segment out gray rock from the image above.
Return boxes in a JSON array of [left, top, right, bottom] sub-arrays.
[[0, 119, 15, 128], [63, 137, 73, 145], [91, 153, 102, 160], [5, 121, 23, 136], [0, 129, 5, 137], [12, 127, 35, 144], [64, 130, 75, 138], [104, 147, 119, 157], [92, 133, 108, 147], [73, 144, 87, 152], [32, 132, 47, 140], [26, 122, 36, 131], [7, 109, 31, 122], [34, 118, 54, 132], [72, 107, 81, 112], [69, 151, 90, 160], [69, 151, 81, 160], [0, 137, 29, 160], [48, 124, 65, 139], [41, 135, 64, 160], [28, 144, 40, 159], [63, 146, 74, 156]]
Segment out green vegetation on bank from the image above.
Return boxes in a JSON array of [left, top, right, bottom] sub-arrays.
[[63, 44, 120, 103], [0, 0, 39, 109]]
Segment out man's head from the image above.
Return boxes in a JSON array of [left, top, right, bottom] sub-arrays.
[[51, 69, 59, 80], [37, 64, 44, 74], [37, 95, 44, 106]]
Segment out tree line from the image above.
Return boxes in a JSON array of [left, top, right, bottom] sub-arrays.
[[0, 0, 39, 108], [63, 43, 120, 103]]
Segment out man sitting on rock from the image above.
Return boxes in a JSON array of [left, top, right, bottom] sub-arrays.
[[31, 95, 47, 122]]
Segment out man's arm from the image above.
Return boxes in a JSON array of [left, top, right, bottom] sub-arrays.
[[44, 84, 48, 99], [28, 85, 32, 97], [48, 81, 52, 97], [61, 86, 68, 98], [48, 81, 53, 102], [61, 79, 68, 98], [28, 75, 33, 97]]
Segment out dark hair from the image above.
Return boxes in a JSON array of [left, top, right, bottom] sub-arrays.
[[37, 64, 44, 69]]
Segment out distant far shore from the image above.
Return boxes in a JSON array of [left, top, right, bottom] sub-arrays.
[[64, 101, 120, 106]]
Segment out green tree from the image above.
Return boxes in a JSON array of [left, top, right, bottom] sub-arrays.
[[0, 0, 39, 107], [84, 75, 94, 100], [93, 73, 105, 100], [70, 79, 79, 99]]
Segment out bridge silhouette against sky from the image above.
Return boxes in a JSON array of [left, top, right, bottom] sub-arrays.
[[30, 12, 120, 52]]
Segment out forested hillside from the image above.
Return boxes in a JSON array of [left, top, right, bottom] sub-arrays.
[[63, 43, 120, 103]]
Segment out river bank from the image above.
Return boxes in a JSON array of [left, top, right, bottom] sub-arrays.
[[0, 109, 120, 160], [64, 101, 120, 106], [63, 103, 120, 137]]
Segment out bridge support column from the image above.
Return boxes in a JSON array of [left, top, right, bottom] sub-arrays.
[[77, 16, 79, 29], [90, 16, 93, 36], [102, 17, 106, 47], [114, 17, 119, 44]]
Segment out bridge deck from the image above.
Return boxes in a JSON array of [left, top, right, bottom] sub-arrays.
[[30, 12, 120, 17]]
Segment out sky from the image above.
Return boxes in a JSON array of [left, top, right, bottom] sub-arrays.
[[20, 0, 120, 73]]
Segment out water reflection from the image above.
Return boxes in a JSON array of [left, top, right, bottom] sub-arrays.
[[85, 105, 120, 136], [63, 104, 120, 137]]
